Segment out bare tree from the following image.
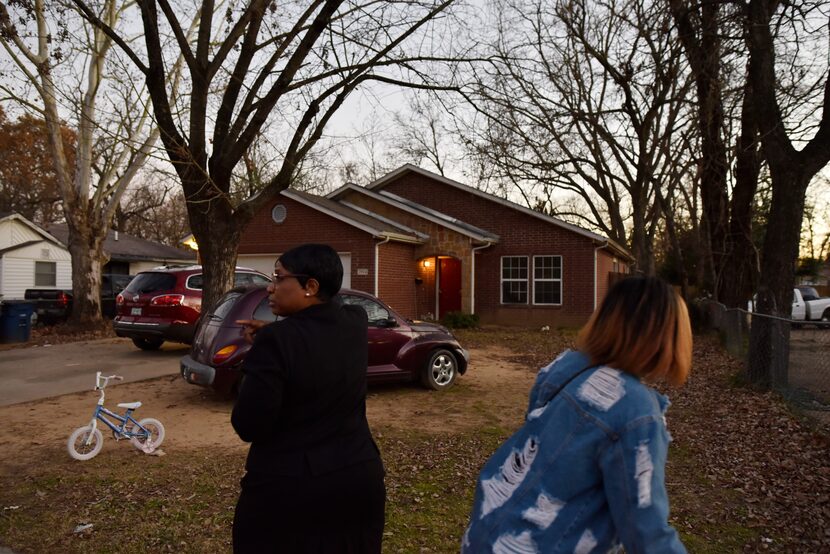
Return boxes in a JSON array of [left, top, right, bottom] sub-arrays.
[[390, 93, 457, 176], [71, 0, 463, 312], [0, 0, 185, 324], [744, 0, 830, 388], [461, 0, 694, 273], [668, 0, 767, 308], [115, 178, 190, 247]]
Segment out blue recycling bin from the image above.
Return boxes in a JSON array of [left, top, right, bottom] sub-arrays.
[[0, 300, 35, 343]]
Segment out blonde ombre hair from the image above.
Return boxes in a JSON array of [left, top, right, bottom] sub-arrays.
[[576, 276, 692, 386]]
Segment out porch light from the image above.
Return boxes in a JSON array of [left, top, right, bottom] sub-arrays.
[[423, 260, 431, 268]]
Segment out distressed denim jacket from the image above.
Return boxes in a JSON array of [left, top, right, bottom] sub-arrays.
[[462, 350, 686, 554]]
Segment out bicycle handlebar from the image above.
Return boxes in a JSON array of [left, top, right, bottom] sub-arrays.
[[94, 372, 124, 390]]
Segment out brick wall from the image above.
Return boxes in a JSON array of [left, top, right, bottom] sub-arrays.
[[377, 240, 419, 318], [343, 190, 475, 315], [238, 196, 377, 294], [382, 172, 601, 327]]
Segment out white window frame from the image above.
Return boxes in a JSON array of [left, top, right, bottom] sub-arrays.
[[532, 255, 563, 306], [500, 256, 529, 305], [34, 260, 57, 287]]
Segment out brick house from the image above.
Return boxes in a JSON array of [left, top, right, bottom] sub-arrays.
[[237, 165, 632, 327]]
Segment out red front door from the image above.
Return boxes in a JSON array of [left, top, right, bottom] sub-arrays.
[[438, 257, 462, 317]]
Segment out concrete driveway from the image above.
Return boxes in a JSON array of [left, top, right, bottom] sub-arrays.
[[0, 338, 189, 407]]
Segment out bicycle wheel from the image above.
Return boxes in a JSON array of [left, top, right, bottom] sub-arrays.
[[67, 425, 103, 461], [130, 418, 165, 453]]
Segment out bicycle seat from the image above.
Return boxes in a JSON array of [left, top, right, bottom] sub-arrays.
[[117, 402, 142, 410]]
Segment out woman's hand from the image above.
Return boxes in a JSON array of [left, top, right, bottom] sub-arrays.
[[236, 319, 269, 344]]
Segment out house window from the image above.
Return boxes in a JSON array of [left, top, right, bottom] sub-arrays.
[[533, 256, 562, 305], [501, 256, 528, 304], [35, 261, 56, 287]]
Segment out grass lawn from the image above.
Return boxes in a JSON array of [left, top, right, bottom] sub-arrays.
[[1, 327, 828, 552]]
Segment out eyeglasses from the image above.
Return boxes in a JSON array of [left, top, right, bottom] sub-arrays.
[[271, 272, 309, 284]]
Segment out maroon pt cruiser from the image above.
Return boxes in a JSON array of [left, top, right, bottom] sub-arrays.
[[180, 286, 469, 395]]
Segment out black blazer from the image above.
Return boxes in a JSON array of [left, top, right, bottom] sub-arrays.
[[231, 301, 380, 478]]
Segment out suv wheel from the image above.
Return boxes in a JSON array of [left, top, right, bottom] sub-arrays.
[[132, 337, 164, 351], [421, 349, 458, 390]]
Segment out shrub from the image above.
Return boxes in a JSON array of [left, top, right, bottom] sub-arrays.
[[441, 311, 480, 329]]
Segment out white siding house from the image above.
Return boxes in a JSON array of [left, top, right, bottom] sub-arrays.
[[1, 213, 196, 301], [0, 212, 72, 300]]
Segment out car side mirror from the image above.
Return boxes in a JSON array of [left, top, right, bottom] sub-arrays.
[[375, 316, 398, 328]]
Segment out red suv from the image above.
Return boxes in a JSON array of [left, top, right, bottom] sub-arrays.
[[114, 266, 271, 350]]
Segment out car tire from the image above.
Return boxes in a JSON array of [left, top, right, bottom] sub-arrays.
[[132, 337, 164, 351], [421, 349, 458, 391]]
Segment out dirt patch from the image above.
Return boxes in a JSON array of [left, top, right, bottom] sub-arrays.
[[0, 344, 535, 467]]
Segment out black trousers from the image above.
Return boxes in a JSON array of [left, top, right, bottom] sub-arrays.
[[233, 457, 385, 553]]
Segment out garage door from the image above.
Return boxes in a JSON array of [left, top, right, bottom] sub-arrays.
[[237, 253, 351, 289]]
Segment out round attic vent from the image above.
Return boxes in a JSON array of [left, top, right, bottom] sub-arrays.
[[271, 204, 287, 224]]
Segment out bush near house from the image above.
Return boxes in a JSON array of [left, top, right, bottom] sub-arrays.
[[440, 311, 480, 329]]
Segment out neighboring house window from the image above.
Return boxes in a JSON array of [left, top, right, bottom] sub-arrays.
[[533, 256, 562, 305], [35, 261, 56, 287], [501, 256, 528, 304], [612, 258, 619, 273]]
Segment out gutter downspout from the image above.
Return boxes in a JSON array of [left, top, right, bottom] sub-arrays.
[[471, 241, 494, 315], [594, 242, 610, 311], [374, 236, 390, 297]]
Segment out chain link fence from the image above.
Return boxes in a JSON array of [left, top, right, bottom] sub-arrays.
[[696, 299, 830, 414]]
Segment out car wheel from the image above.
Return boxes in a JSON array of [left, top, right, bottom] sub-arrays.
[[821, 310, 830, 328], [421, 349, 458, 391], [132, 337, 164, 351]]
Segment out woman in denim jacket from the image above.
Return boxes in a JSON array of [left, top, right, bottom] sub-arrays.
[[463, 276, 691, 553]]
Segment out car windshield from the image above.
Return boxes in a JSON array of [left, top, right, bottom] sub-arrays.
[[124, 273, 176, 294], [340, 294, 391, 324]]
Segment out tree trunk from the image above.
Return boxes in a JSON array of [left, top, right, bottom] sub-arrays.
[[184, 176, 244, 315], [65, 220, 106, 326], [719, 85, 761, 309], [631, 197, 655, 275], [668, 0, 729, 299], [747, 168, 807, 388], [744, 0, 830, 388]]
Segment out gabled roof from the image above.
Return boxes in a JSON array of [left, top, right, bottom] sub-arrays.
[[281, 189, 424, 244], [0, 240, 42, 256], [44, 224, 196, 263], [365, 164, 634, 261], [0, 212, 66, 247], [327, 183, 499, 244]]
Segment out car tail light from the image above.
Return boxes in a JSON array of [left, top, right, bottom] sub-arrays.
[[57, 291, 70, 307], [116, 293, 124, 305], [150, 294, 184, 306], [212, 345, 238, 364]]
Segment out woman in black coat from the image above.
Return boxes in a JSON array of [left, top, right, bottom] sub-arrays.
[[231, 243, 385, 553]]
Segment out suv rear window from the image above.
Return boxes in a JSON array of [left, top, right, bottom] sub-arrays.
[[125, 273, 177, 294], [187, 274, 204, 290]]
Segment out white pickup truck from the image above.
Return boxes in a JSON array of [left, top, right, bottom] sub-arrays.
[[749, 286, 830, 324], [791, 286, 830, 323]]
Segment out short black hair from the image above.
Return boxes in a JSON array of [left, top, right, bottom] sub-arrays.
[[278, 243, 343, 301]]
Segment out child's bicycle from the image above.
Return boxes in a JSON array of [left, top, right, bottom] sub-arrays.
[[67, 372, 165, 461]]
